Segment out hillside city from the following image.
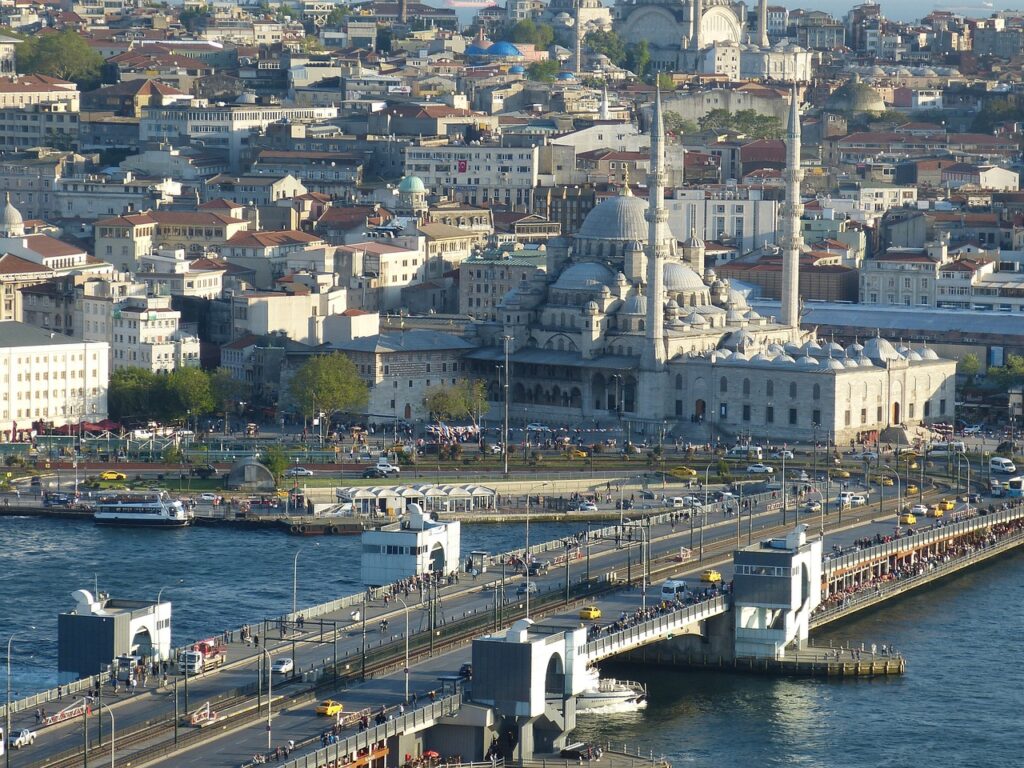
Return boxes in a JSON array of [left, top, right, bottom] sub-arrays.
[[0, 0, 1019, 447]]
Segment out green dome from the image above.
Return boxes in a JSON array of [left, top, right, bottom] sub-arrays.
[[398, 176, 426, 193]]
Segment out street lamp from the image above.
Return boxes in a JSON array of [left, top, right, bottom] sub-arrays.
[[92, 702, 115, 768], [954, 453, 971, 513], [292, 543, 319, 616], [881, 465, 902, 529], [396, 598, 410, 702], [259, 647, 273, 751], [501, 335, 513, 477], [623, 520, 648, 610], [524, 480, 549, 618], [6, 627, 34, 768]]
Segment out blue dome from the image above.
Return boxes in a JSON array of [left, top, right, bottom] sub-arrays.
[[466, 44, 490, 56], [509, 65, 525, 74], [557, 71, 576, 80], [487, 41, 523, 57]]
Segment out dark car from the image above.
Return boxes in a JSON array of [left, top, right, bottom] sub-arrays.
[[190, 464, 217, 479], [527, 561, 550, 577], [362, 467, 387, 479], [29, 476, 41, 486], [458, 663, 473, 680]]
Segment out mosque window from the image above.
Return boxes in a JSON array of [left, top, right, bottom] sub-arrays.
[[789, 409, 797, 425], [813, 384, 820, 400], [720, 377, 728, 393], [789, 382, 797, 399], [742, 378, 750, 396], [766, 381, 774, 397], [675, 374, 682, 390]]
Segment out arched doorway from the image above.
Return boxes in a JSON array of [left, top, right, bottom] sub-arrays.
[[429, 543, 445, 572], [892, 402, 900, 425], [695, 399, 706, 420], [131, 628, 153, 659], [404, 404, 412, 419], [544, 653, 565, 695]]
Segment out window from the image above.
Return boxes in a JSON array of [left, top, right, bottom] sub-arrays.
[[742, 404, 751, 421], [877, 406, 883, 422], [845, 410, 851, 426], [788, 408, 797, 425], [940, 399, 946, 415], [812, 409, 821, 425], [789, 382, 797, 399], [813, 383, 820, 400], [861, 408, 867, 424], [766, 381, 774, 397], [766, 406, 774, 423], [742, 378, 750, 396], [720, 376, 728, 393]]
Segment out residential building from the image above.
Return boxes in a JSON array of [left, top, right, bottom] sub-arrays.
[[0, 75, 79, 110], [403, 143, 539, 210], [94, 211, 251, 271], [459, 245, 546, 321], [110, 294, 200, 372], [53, 174, 181, 219], [204, 174, 308, 207], [0, 103, 79, 153], [0, 149, 85, 221]]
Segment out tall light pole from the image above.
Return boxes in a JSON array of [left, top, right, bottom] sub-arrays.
[[502, 335, 513, 477], [524, 480, 549, 619], [93, 702, 114, 768], [292, 543, 318, 616], [396, 598, 410, 702], [259, 647, 272, 751], [954, 453, 971, 514], [881, 465, 901, 529], [624, 521, 648, 609]]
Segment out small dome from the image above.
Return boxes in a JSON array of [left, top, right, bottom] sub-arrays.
[[905, 349, 923, 361], [486, 41, 523, 57], [767, 343, 785, 354], [398, 176, 426, 193], [752, 351, 776, 363], [556, 71, 576, 80], [509, 65, 525, 74], [615, 271, 629, 285], [683, 227, 705, 249], [784, 342, 802, 355], [621, 294, 647, 315], [663, 261, 706, 292], [774, 354, 796, 365], [577, 194, 648, 241], [746, 309, 762, 321], [797, 355, 818, 368], [729, 351, 750, 362], [584, 300, 599, 315], [727, 288, 748, 308], [826, 78, 886, 113], [686, 311, 707, 326], [726, 309, 746, 324], [552, 261, 615, 291], [917, 346, 939, 360], [0, 193, 24, 237], [821, 356, 846, 371], [847, 342, 865, 356], [825, 341, 845, 355], [666, 298, 680, 310], [864, 335, 900, 363], [845, 358, 860, 368], [721, 328, 755, 352], [716, 348, 733, 358], [802, 340, 823, 354]]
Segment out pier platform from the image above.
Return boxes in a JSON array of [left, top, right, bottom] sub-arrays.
[[622, 645, 905, 677]]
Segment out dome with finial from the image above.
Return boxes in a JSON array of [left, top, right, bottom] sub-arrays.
[[0, 193, 24, 238], [576, 190, 648, 241], [397, 176, 426, 194]]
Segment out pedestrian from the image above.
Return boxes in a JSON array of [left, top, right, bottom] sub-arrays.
[[34, 708, 41, 724], [57, 684, 63, 700], [411, 691, 418, 708], [254, 634, 259, 647]]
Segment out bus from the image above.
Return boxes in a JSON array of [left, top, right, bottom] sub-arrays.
[[1005, 476, 1024, 498], [926, 441, 966, 456]]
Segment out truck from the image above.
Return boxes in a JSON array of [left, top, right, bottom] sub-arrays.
[[8, 728, 37, 749], [177, 638, 227, 675]]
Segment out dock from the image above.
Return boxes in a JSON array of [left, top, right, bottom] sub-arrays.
[[626, 645, 905, 677]]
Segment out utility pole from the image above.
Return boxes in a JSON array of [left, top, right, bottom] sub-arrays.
[[502, 335, 512, 477], [360, 594, 367, 681], [83, 703, 89, 768]]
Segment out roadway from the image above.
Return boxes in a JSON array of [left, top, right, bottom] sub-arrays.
[[10, 478, 961, 768]]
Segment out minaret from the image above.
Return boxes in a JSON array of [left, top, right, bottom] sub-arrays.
[[691, 0, 703, 50], [642, 88, 667, 372], [757, 0, 769, 47], [574, 0, 583, 76], [600, 83, 610, 120], [780, 84, 804, 329]]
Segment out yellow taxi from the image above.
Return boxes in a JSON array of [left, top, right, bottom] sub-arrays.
[[940, 499, 956, 511], [898, 512, 917, 525], [700, 569, 722, 584], [877, 476, 894, 486], [578, 606, 602, 620], [831, 469, 851, 479], [99, 471, 127, 481], [897, 449, 919, 458], [567, 449, 588, 459], [927, 505, 944, 518], [670, 466, 697, 478], [315, 700, 344, 717], [905, 484, 919, 495]]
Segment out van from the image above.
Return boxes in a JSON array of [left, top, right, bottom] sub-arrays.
[[839, 492, 867, 507], [660, 579, 688, 600], [990, 457, 1016, 474], [726, 445, 763, 460], [927, 441, 966, 455]]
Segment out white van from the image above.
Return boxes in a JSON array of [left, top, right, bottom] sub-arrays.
[[928, 441, 966, 455], [839, 492, 867, 507], [660, 579, 688, 600], [726, 445, 763, 460], [990, 457, 1016, 474]]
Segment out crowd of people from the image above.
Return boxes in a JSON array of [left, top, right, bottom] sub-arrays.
[[815, 514, 1024, 615], [585, 585, 730, 642]]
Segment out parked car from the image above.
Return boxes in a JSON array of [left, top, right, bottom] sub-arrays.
[[285, 467, 314, 477], [270, 657, 294, 674], [576, 501, 598, 512], [190, 464, 217, 479]]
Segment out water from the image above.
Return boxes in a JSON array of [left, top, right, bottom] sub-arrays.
[[574, 550, 1024, 768], [0, 516, 578, 696]]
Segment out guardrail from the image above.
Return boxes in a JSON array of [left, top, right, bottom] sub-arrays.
[[280, 693, 463, 768], [822, 505, 1024, 576], [582, 594, 730, 660]]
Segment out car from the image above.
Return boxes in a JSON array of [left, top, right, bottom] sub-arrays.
[[315, 700, 344, 717], [770, 450, 794, 460], [963, 425, 982, 435], [374, 462, 400, 477], [681, 495, 703, 508], [527, 561, 549, 577], [190, 464, 217, 479], [577, 501, 598, 512], [270, 657, 294, 674], [285, 467, 314, 477], [899, 512, 917, 525], [196, 492, 218, 503], [877, 476, 894, 487], [831, 469, 851, 479], [362, 467, 387, 479], [968, 493, 982, 503], [746, 463, 774, 474], [99, 471, 127, 481], [516, 581, 539, 596], [669, 466, 697, 478], [488, 443, 504, 454], [29, 475, 41, 486], [700, 569, 722, 584], [8, 728, 36, 749], [905, 484, 919, 496], [927, 506, 944, 518], [858, 450, 879, 460], [458, 663, 473, 680], [804, 500, 822, 513], [940, 499, 956, 511], [526, 423, 550, 432], [910, 504, 929, 516], [579, 606, 602, 620], [897, 448, 919, 458]]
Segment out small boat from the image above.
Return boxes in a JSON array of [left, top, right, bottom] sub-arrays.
[[93, 491, 193, 528], [575, 667, 647, 712]]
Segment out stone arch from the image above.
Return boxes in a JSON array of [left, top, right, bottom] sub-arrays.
[[700, 5, 743, 45], [544, 652, 565, 695], [429, 542, 445, 572], [570, 387, 582, 408], [593, 373, 608, 411], [513, 382, 526, 403]]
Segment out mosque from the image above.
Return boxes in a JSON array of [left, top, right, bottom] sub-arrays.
[[464, 89, 957, 444]]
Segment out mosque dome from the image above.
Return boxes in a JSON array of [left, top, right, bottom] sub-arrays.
[[726, 289, 748, 308], [686, 311, 707, 326], [825, 341, 845, 356], [847, 341, 865, 357], [863, 335, 900, 363], [584, 300, 599, 315], [486, 41, 523, 58], [729, 351, 750, 362], [826, 79, 886, 114], [663, 261, 706, 292], [845, 358, 860, 368], [905, 349, 923, 361], [802, 340, 823, 354], [721, 329, 755, 352], [0, 193, 24, 237], [774, 354, 796, 365], [820, 356, 846, 371], [784, 341, 802, 356], [797, 355, 818, 368], [552, 261, 615, 291], [621, 294, 647, 315], [726, 308, 747, 324], [917, 346, 939, 360], [397, 176, 426, 193], [556, 71, 576, 80], [509, 65, 525, 74], [751, 351, 776, 363], [577, 191, 648, 242]]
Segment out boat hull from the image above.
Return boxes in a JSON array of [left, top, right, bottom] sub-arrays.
[[94, 516, 193, 528]]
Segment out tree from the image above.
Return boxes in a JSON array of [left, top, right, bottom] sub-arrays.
[[507, 19, 554, 49], [527, 59, 560, 82], [325, 6, 348, 25], [972, 99, 1021, 134], [663, 110, 698, 137], [16, 30, 103, 90], [699, 108, 783, 139], [987, 354, 1024, 389], [957, 353, 981, 381], [376, 26, 393, 54], [261, 444, 290, 482], [210, 368, 248, 413], [288, 353, 368, 418], [625, 40, 650, 77], [162, 367, 215, 421], [585, 29, 626, 66], [108, 367, 158, 422], [422, 380, 489, 427], [656, 72, 674, 91]]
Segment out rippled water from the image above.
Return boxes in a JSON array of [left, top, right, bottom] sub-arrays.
[[574, 550, 1024, 768], [0, 516, 577, 695]]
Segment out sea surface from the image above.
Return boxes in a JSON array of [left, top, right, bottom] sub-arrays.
[[0, 516, 581, 696]]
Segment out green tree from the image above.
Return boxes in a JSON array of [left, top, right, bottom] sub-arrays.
[[699, 108, 783, 139], [957, 353, 981, 381], [16, 30, 103, 90], [625, 40, 650, 77], [178, 4, 209, 33], [108, 367, 159, 422], [162, 444, 184, 464], [210, 367, 248, 413], [261, 444, 290, 482], [987, 354, 1024, 389], [325, 6, 348, 25], [507, 19, 554, 48], [422, 380, 488, 426], [971, 99, 1021, 134], [527, 59, 561, 82], [288, 353, 368, 418], [376, 26, 393, 54], [585, 29, 625, 65], [663, 110, 698, 136], [161, 367, 215, 421]]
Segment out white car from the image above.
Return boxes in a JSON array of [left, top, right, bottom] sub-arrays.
[[746, 463, 775, 474], [578, 501, 598, 512], [857, 450, 879, 460], [9, 728, 37, 749], [804, 500, 822, 513], [196, 492, 218, 503], [285, 467, 315, 477], [770, 450, 794, 460], [270, 657, 294, 674], [910, 504, 929, 516]]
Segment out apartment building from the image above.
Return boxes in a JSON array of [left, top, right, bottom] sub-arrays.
[[111, 295, 200, 372], [403, 143, 539, 211], [94, 210, 251, 271]]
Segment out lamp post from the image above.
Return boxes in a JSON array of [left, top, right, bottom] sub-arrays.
[[703, 461, 714, 507], [292, 543, 318, 616], [502, 335, 513, 477], [954, 453, 971, 514], [623, 520, 648, 609], [6, 626, 37, 768], [524, 481, 549, 618], [92, 702, 114, 768], [396, 598, 410, 703], [259, 647, 272, 751], [881, 465, 902, 529]]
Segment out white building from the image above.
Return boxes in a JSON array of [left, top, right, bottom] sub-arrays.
[[359, 504, 461, 586], [403, 143, 539, 210], [665, 188, 780, 255], [0, 321, 109, 438], [53, 174, 181, 220], [836, 183, 918, 215], [111, 295, 201, 372]]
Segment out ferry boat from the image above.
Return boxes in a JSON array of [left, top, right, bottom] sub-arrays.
[[93, 492, 193, 528], [575, 666, 647, 712]]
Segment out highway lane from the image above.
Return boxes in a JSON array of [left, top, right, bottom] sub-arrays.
[[13, 482, 946, 767]]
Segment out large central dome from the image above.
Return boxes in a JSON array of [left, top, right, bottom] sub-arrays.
[[577, 192, 648, 242]]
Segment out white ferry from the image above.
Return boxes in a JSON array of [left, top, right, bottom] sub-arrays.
[[93, 492, 193, 528], [575, 666, 647, 712]]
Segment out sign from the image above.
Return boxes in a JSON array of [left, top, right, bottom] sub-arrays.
[[42, 699, 91, 727]]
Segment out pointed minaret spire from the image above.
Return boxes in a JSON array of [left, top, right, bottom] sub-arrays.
[[780, 83, 804, 328], [574, 0, 583, 76], [642, 87, 667, 371], [600, 83, 610, 120], [757, 0, 769, 47]]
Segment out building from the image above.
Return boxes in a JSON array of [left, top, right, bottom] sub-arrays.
[[359, 505, 461, 586], [53, 174, 181, 220], [0, 74, 79, 109], [0, 149, 84, 221], [0, 103, 80, 153], [109, 295, 201, 372], [0, 321, 109, 438], [204, 174, 308, 207], [403, 143, 539, 210], [460, 245, 547, 321], [94, 210, 251, 271]]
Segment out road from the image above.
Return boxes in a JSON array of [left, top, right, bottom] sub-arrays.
[[9, 478, 963, 768]]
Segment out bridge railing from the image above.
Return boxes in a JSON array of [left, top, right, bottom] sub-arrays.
[[582, 594, 730, 659], [822, 505, 1024, 577], [280, 692, 463, 768]]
